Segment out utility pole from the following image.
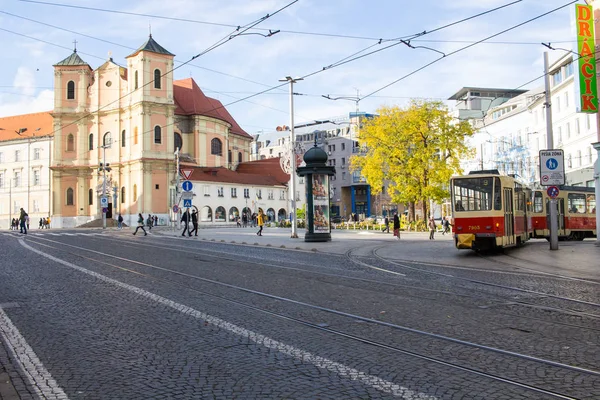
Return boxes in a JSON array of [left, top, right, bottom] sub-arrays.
[[544, 51, 559, 250], [99, 141, 111, 229], [279, 76, 303, 239], [175, 147, 180, 230]]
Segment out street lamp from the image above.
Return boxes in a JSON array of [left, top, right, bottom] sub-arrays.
[[279, 76, 303, 239]]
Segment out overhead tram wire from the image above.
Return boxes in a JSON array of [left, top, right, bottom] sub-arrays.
[[32, 0, 299, 143], [360, 0, 579, 101], [0, 10, 288, 93]]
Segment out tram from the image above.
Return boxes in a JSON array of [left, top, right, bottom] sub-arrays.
[[450, 170, 532, 251], [530, 186, 596, 241]]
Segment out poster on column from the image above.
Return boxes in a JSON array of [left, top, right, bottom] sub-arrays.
[[312, 174, 330, 233]]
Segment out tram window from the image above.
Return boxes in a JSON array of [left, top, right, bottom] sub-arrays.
[[452, 177, 497, 211], [587, 194, 596, 214], [568, 193, 586, 213], [533, 191, 544, 213]]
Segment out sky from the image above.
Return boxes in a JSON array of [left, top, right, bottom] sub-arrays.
[[0, 0, 581, 136]]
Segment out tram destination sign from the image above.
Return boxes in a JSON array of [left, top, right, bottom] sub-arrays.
[[539, 149, 565, 186]]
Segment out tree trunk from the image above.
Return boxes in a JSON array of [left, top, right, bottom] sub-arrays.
[[408, 202, 415, 222], [421, 199, 427, 221]]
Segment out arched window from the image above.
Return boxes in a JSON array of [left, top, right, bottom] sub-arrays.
[[121, 186, 126, 204], [228, 150, 232, 163], [67, 134, 74, 152], [88, 189, 93, 205], [134, 127, 138, 145], [66, 188, 74, 205], [121, 130, 126, 147], [134, 71, 139, 90], [229, 207, 239, 221], [67, 80, 75, 100], [154, 126, 162, 144], [210, 138, 222, 156], [154, 69, 161, 89], [278, 208, 287, 221], [266, 208, 275, 222], [215, 206, 226, 222], [174, 132, 182, 151], [103, 132, 111, 147], [88, 133, 94, 151], [238, 152, 242, 163], [133, 184, 138, 202], [201, 206, 213, 222]]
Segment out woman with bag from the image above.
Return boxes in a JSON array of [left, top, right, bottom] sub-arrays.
[[393, 213, 400, 240], [133, 213, 147, 236]]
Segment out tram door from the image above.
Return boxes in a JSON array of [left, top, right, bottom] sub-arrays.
[[503, 188, 515, 246], [546, 198, 566, 236]]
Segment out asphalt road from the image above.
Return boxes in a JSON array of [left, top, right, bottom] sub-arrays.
[[1, 229, 599, 399]]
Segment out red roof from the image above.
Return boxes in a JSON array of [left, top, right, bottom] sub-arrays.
[[173, 78, 251, 139], [0, 112, 54, 142], [186, 165, 288, 186], [236, 158, 290, 185]]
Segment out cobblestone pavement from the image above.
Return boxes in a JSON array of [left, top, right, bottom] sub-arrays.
[[0, 229, 599, 399]]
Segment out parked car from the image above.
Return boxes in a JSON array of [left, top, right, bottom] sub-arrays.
[[331, 215, 343, 224]]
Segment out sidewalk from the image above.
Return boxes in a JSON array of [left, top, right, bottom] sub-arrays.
[[154, 226, 600, 280]]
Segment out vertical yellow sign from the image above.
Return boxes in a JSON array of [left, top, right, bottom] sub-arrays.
[[576, 4, 598, 113]]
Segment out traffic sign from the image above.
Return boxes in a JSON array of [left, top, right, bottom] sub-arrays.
[[100, 197, 109, 207], [182, 180, 193, 192], [183, 199, 192, 208], [180, 169, 193, 180], [547, 186, 560, 199], [102, 207, 108, 213], [181, 192, 194, 200], [172, 205, 179, 213], [539, 150, 565, 186]]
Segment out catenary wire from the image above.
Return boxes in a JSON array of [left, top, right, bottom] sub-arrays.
[[360, 1, 578, 101]]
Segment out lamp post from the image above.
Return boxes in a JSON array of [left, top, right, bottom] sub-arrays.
[[99, 140, 112, 229], [279, 76, 303, 239]]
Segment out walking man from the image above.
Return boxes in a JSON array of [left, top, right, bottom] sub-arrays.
[[256, 210, 265, 236], [133, 213, 147, 235], [117, 213, 124, 230], [428, 216, 436, 240], [383, 215, 390, 233], [181, 209, 190, 237], [393, 213, 400, 240], [19, 208, 28, 234], [189, 209, 198, 237], [442, 217, 451, 235]]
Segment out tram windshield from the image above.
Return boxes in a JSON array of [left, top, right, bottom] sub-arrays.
[[452, 177, 501, 212]]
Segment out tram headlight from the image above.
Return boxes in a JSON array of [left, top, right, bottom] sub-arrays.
[[495, 222, 500, 229]]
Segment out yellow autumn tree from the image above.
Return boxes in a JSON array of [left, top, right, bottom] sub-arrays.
[[350, 100, 474, 220]]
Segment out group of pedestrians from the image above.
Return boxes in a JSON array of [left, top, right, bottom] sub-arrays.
[[381, 213, 452, 240], [9, 208, 31, 234], [180, 209, 199, 237]]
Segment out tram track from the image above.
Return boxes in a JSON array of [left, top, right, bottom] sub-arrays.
[[18, 235, 600, 399]]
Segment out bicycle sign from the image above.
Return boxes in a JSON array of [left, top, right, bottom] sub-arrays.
[[539, 149, 564, 186]]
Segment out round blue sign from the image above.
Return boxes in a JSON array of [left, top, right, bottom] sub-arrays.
[[546, 186, 559, 199], [546, 158, 558, 170], [181, 181, 193, 192]]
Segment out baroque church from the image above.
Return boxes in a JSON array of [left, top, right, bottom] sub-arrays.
[[50, 35, 253, 227]]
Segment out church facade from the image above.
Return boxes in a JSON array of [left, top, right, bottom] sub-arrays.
[[50, 36, 253, 227]]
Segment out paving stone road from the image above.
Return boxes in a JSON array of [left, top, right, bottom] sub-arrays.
[[1, 228, 599, 399]]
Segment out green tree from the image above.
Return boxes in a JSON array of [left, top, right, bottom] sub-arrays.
[[351, 100, 474, 220]]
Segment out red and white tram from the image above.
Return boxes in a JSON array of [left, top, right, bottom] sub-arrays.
[[450, 170, 532, 251], [531, 186, 596, 241]]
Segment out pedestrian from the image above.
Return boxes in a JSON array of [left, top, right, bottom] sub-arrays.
[[442, 217, 451, 235], [181, 209, 190, 237], [153, 215, 158, 226], [428, 216, 436, 240], [242, 213, 248, 228], [383, 215, 390, 233], [236, 215, 241, 228], [10, 218, 15, 230], [256, 210, 265, 236], [25, 214, 30, 230], [117, 213, 124, 230], [147, 214, 153, 230], [39, 218, 43, 229], [46, 217, 51, 229], [133, 213, 147, 235], [189, 209, 198, 236], [393, 213, 400, 240], [252, 213, 257, 228], [19, 208, 28, 234]]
